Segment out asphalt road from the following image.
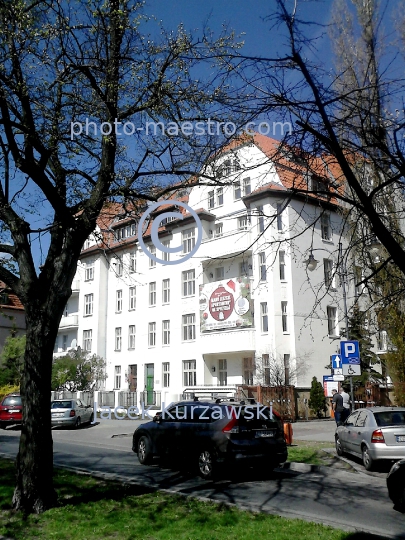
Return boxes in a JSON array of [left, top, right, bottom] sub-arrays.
[[1, 420, 404, 539]]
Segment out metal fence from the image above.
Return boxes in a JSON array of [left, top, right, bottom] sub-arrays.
[[139, 391, 161, 408], [98, 391, 115, 407], [52, 391, 77, 400], [81, 391, 94, 406], [118, 391, 137, 407]]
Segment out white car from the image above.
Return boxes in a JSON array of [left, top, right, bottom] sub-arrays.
[[51, 399, 94, 428]]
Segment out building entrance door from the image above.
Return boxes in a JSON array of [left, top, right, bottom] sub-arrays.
[[146, 364, 154, 405]]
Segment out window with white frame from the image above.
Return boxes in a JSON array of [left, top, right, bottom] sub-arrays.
[[84, 238, 91, 250], [259, 252, 266, 281], [83, 330, 92, 352], [234, 181, 241, 200], [260, 302, 268, 332], [182, 313, 196, 341], [183, 360, 196, 386], [148, 322, 156, 347], [114, 365, 121, 389], [243, 177, 251, 196], [129, 286, 136, 310], [162, 320, 170, 345], [377, 330, 387, 351], [149, 282, 156, 306], [85, 261, 94, 281], [284, 354, 290, 385], [208, 190, 214, 209], [257, 205, 264, 233], [162, 279, 170, 304], [324, 259, 334, 288], [149, 245, 156, 268], [128, 325, 136, 349], [182, 269, 195, 296], [217, 187, 223, 206], [276, 203, 284, 231], [84, 293, 93, 316], [130, 252, 136, 273], [281, 301, 288, 332], [239, 260, 249, 275], [182, 228, 196, 254], [218, 359, 227, 385], [161, 240, 170, 262], [62, 335, 67, 352], [215, 223, 223, 237], [215, 267, 224, 280], [115, 258, 123, 276], [243, 357, 254, 385], [162, 362, 170, 387], [115, 327, 122, 350], [327, 306, 338, 336], [116, 290, 123, 312], [262, 354, 270, 385], [321, 213, 332, 241], [238, 215, 248, 230], [279, 251, 286, 280]]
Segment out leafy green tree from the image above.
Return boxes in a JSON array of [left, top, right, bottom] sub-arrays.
[[0, 334, 26, 386], [52, 349, 107, 392], [308, 376, 327, 419]]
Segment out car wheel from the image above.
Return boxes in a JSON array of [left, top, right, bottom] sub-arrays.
[[362, 446, 374, 471], [335, 436, 344, 457], [137, 436, 153, 465], [75, 417, 81, 429], [89, 413, 94, 424], [198, 448, 216, 480]]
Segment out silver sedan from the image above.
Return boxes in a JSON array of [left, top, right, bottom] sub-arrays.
[[51, 399, 94, 428], [335, 407, 405, 470]]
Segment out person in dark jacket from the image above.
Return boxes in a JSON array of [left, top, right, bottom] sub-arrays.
[[332, 389, 344, 426]]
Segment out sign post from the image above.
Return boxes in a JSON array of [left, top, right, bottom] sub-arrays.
[[340, 340, 361, 411]]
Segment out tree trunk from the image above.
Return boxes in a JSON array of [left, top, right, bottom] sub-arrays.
[[12, 309, 60, 513]]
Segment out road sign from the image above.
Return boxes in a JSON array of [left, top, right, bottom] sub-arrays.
[[323, 375, 335, 397], [331, 354, 342, 370], [333, 368, 343, 375], [340, 340, 360, 364], [333, 374, 345, 382], [343, 363, 361, 376]]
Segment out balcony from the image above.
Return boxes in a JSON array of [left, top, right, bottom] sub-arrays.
[[201, 328, 255, 354], [59, 314, 79, 329], [199, 228, 253, 259], [71, 280, 80, 295]]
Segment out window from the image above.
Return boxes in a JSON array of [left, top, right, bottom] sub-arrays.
[[377, 330, 387, 351], [84, 238, 91, 250], [327, 306, 338, 336], [262, 354, 270, 385], [183, 360, 196, 386], [281, 301, 288, 332], [162, 362, 170, 387], [215, 267, 224, 280], [182, 269, 195, 297], [354, 266, 363, 297], [115, 327, 122, 351], [238, 215, 248, 230], [114, 366, 121, 389], [62, 335, 68, 352], [311, 175, 329, 197], [257, 205, 264, 233], [260, 302, 268, 332], [148, 322, 156, 347], [116, 290, 123, 312], [218, 359, 227, 385], [182, 313, 196, 341], [324, 259, 334, 288], [243, 177, 251, 196], [321, 213, 332, 241], [239, 260, 249, 275], [85, 262, 94, 281], [162, 320, 170, 345], [149, 282, 156, 306], [215, 223, 223, 237], [149, 245, 156, 268], [115, 258, 123, 276], [64, 303, 68, 317], [130, 252, 136, 273], [276, 203, 284, 231], [128, 364, 137, 392], [161, 241, 170, 263], [84, 293, 93, 316], [128, 325, 136, 349], [279, 251, 286, 280], [182, 228, 196, 254], [129, 286, 136, 310], [234, 181, 241, 200], [208, 190, 214, 209], [284, 354, 290, 385], [162, 279, 170, 304], [217, 187, 223, 206], [83, 329, 92, 352], [259, 252, 266, 281], [243, 357, 254, 385]]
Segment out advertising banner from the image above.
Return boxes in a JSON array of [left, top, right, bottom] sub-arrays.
[[199, 276, 254, 332]]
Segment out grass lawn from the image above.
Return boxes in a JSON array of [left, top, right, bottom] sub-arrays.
[[287, 440, 355, 471], [0, 457, 356, 540]]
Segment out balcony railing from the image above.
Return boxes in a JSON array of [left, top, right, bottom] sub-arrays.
[[59, 314, 79, 328]]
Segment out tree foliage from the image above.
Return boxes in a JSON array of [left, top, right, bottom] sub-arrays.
[[0, 334, 26, 386], [308, 376, 327, 419], [51, 350, 107, 392]]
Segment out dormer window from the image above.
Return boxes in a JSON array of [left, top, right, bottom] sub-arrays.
[[310, 175, 329, 198]]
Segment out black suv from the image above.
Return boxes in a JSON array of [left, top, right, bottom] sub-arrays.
[[132, 399, 287, 479]]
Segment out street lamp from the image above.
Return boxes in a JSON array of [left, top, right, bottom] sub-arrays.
[[304, 252, 319, 272]]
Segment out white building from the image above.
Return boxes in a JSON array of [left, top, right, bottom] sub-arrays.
[[55, 133, 361, 409]]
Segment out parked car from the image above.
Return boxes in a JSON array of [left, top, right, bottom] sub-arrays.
[[335, 407, 405, 470], [132, 399, 287, 479], [0, 392, 22, 429], [51, 399, 94, 428], [387, 459, 405, 512]]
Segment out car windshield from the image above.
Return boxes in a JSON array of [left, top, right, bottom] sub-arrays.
[[374, 411, 405, 427], [51, 401, 72, 409], [3, 396, 21, 406]]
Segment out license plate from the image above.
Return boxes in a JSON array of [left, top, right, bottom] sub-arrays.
[[255, 430, 274, 438], [396, 435, 405, 442], [52, 413, 64, 418], [9, 410, 20, 414]]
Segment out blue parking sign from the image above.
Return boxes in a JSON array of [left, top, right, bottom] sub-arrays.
[[340, 340, 360, 365]]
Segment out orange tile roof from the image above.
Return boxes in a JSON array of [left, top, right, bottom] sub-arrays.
[[0, 281, 24, 310]]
